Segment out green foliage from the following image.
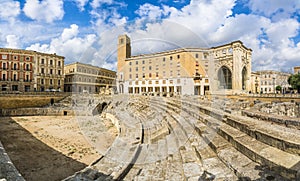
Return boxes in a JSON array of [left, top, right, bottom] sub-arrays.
[[275, 85, 282, 91], [288, 74, 300, 92]]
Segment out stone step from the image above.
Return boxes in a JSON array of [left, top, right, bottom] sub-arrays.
[[153, 98, 293, 180], [166, 133, 179, 156], [166, 153, 184, 180], [188, 105, 300, 179], [180, 99, 300, 155], [157, 139, 168, 161]]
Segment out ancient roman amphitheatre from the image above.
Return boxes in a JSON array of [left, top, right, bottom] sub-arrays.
[[0, 93, 300, 181]]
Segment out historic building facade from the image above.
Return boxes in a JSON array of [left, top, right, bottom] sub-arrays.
[[34, 52, 65, 92], [250, 72, 261, 94], [117, 34, 252, 96], [0, 48, 64, 92], [64, 62, 116, 93], [255, 70, 291, 94], [294, 66, 300, 74]]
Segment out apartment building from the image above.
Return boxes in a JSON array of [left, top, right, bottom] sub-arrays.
[[117, 34, 252, 96], [64, 62, 116, 93], [255, 70, 291, 94], [34, 52, 65, 92], [0, 48, 65, 92]]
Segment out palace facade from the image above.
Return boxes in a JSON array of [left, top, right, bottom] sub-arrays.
[[117, 34, 252, 96], [64, 62, 116, 93], [0, 48, 64, 92], [255, 70, 291, 94]]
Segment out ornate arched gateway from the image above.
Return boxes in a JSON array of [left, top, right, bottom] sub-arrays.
[[211, 41, 252, 93], [218, 66, 232, 89]]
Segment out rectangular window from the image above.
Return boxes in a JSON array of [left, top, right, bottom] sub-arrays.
[[195, 54, 199, 58], [149, 66, 152, 70], [26, 75, 29, 81], [170, 56, 173, 60], [1, 55, 7, 59], [41, 79, 44, 84], [13, 74, 17, 81], [129, 74, 132, 79], [50, 60, 53, 65], [58, 61, 61, 66], [136, 74, 138, 78], [50, 69, 53, 74], [142, 60, 145, 64], [58, 70, 61, 75], [3, 63, 6, 69], [177, 55, 180, 59], [58, 80, 61, 86], [2, 74, 5, 80], [156, 72, 159, 77], [129, 68, 132, 72], [136, 61, 138, 65], [41, 59, 44, 64], [50, 79, 53, 85], [41, 68, 44, 74], [129, 62, 132, 66]]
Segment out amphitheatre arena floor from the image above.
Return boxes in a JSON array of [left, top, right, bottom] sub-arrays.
[[0, 115, 117, 181]]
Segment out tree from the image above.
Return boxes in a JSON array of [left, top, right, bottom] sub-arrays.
[[276, 85, 282, 92], [288, 74, 300, 93]]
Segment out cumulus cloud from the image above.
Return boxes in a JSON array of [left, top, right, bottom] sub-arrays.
[[6, 35, 19, 48], [248, 0, 300, 20], [2, 0, 299, 72], [26, 24, 97, 66], [135, 3, 164, 21], [73, 0, 89, 11], [91, 0, 114, 9], [0, 0, 20, 21], [23, 0, 64, 23]]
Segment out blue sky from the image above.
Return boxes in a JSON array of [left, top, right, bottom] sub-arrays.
[[0, 0, 299, 72]]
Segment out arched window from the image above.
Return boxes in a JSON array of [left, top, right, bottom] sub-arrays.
[[218, 66, 232, 89], [242, 67, 247, 90]]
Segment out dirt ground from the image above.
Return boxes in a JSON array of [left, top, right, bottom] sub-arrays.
[[0, 116, 117, 181]]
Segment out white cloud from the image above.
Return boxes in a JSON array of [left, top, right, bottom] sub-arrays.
[[61, 24, 79, 42], [6, 35, 19, 48], [91, 0, 113, 9], [135, 3, 164, 21], [26, 24, 97, 66], [0, 0, 20, 21], [73, 0, 89, 11], [23, 0, 64, 23], [2, 0, 297, 73], [248, 0, 300, 21]]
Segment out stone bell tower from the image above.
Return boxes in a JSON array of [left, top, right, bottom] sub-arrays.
[[117, 34, 131, 93]]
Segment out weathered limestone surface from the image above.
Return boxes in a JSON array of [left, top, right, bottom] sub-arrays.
[[1, 94, 299, 181], [0, 141, 25, 181]]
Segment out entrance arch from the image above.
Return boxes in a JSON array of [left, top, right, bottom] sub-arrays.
[[218, 66, 232, 89], [242, 67, 247, 90]]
